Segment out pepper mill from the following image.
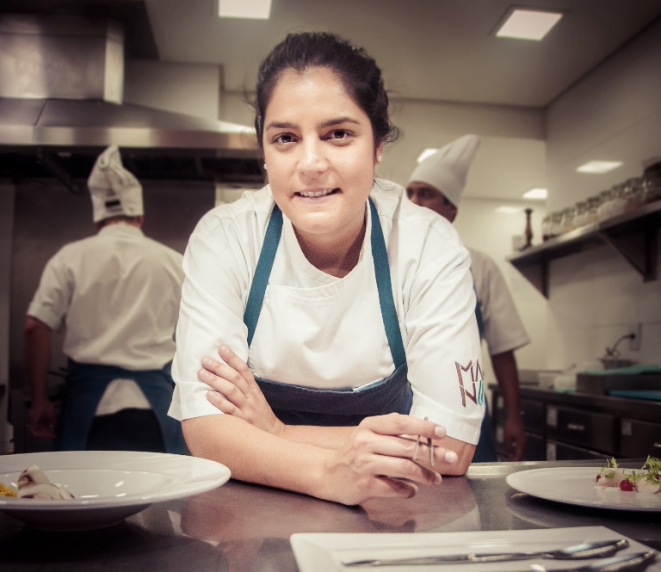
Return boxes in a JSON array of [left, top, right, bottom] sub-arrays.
[[523, 208, 533, 249]]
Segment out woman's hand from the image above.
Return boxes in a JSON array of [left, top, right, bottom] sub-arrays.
[[321, 413, 459, 505], [199, 346, 285, 437]]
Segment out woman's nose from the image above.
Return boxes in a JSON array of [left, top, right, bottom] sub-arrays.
[[298, 141, 328, 175]]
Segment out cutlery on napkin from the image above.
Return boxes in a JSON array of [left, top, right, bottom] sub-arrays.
[[342, 538, 629, 567]]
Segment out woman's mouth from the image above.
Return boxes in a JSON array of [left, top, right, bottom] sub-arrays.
[[296, 188, 340, 198]]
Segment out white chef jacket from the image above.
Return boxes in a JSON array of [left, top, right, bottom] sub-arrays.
[[28, 223, 184, 412], [467, 247, 530, 356], [170, 180, 484, 445]]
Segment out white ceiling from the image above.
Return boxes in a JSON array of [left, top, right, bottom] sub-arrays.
[[139, 0, 661, 202], [6, 0, 659, 201], [144, 0, 661, 107]]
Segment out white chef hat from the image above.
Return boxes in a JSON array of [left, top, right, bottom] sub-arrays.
[[407, 134, 481, 208], [88, 145, 143, 223]]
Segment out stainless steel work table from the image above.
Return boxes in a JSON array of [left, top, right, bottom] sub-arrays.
[[0, 460, 659, 571]]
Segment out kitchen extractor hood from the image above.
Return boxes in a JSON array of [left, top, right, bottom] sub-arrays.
[[0, 13, 264, 189]]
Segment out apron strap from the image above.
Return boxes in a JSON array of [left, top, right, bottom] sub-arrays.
[[473, 280, 484, 340], [243, 198, 406, 370], [368, 198, 406, 370], [243, 205, 283, 346]]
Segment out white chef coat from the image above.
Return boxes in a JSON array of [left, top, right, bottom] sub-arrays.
[[170, 180, 484, 445], [28, 223, 184, 412], [467, 247, 530, 356]]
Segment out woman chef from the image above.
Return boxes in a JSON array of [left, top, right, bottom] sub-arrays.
[[168, 32, 484, 506]]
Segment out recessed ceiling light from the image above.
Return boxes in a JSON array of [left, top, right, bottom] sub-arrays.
[[523, 188, 547, 200], [496, 9, 563, 41], [416, 148, 438, 163], [218, 0, 272, 19], [495, 206, 522, 214], [576, 161, 623, 174]]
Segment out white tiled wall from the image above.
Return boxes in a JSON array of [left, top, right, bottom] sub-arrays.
[[544, 18, 661, 371], [545, 235, 661, 370]]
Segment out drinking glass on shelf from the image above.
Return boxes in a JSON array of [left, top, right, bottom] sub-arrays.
[[642, 174, 661, 205], [549, 212, 563, 238], [542, 215, 551, 241], [596, 189, 613, 221], [609, 183, 627, 217], [586, 196, 600, 224], [560, 206, 576, 234], [573, 201, 588, 227], [622, 177, 644, 212]]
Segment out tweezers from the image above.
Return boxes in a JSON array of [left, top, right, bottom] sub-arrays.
[[412, 416, 434, 466]]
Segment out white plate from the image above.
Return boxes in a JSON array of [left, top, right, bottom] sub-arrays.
[[291, 526, 661, 572], [506, 467, 661, 512], [0, 451, 231, 531]]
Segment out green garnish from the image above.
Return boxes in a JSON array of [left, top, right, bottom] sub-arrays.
[[640, 456, 661, 483], [599, 457, 620, 478]]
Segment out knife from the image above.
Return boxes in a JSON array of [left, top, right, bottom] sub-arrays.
[[342, 538, 629, 567], [560, 551, 656, 572]]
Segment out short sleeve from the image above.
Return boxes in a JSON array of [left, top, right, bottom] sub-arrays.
[[169, 206, 262, 421], [404, 235, 485, 445], [472, 250, 530, 355], [27, 250, 74, 330]]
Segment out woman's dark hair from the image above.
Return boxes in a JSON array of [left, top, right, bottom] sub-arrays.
[[254, 32, 398, 149]]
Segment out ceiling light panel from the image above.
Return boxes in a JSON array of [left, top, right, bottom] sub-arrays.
[[495, 206, 522, 214], [496, 9, 563, 41], [218, 0, 272, 19], [576, 161, 623, 174], [523, 188, 548, 199]]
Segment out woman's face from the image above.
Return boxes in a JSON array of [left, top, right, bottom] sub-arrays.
[[262, 66, 383, 246]]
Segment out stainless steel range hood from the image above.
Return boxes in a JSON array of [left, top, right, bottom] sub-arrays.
[[0, 13, 263, 187]]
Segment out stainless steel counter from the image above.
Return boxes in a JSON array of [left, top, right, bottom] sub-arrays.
[[0, 460, 659, 571]]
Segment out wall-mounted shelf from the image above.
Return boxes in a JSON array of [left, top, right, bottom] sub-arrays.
[[507, 200, 661, 298]]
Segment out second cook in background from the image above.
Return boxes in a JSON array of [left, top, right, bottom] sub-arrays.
[[407, 135, 530, 462], [25, 146, 186, 454], [169, 32, 484, 505]]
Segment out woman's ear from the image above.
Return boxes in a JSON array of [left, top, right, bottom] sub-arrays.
[[375, 141, 385, 165]]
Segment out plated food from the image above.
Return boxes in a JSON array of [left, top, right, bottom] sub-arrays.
[[16, 465, 75, 500], [0, 482, 17, 497], [596, 456, 661, 494], [506, 466, 661, 511], [1, 465, 76, 500], [0, 451, 232, 531]]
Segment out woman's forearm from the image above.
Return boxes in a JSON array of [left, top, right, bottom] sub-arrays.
[[182, 413, 468, 505], [183, 414, 331, 499], [281, 423, 354, 449]]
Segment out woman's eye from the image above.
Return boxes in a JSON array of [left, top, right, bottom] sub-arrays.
[[273, 133, 295, 145], [326, 129, 352, 141]]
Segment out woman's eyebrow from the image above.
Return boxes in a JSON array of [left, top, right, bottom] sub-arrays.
[[321, 116, 360, 128], [264, 116, 360, 131], [264, 121, 295, 130]]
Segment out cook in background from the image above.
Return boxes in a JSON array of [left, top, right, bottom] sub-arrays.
[[25, 146, 186, 454], [407, 135, 530, 462], [169, 31, 484, 506]]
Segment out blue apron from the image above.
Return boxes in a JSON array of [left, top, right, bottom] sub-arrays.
[[471, 293, 499, 463], [55, 359, 185, 454], [243, 198, 411, 426]]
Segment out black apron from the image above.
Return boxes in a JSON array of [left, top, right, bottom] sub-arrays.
[[55, 359, 185, 453]]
